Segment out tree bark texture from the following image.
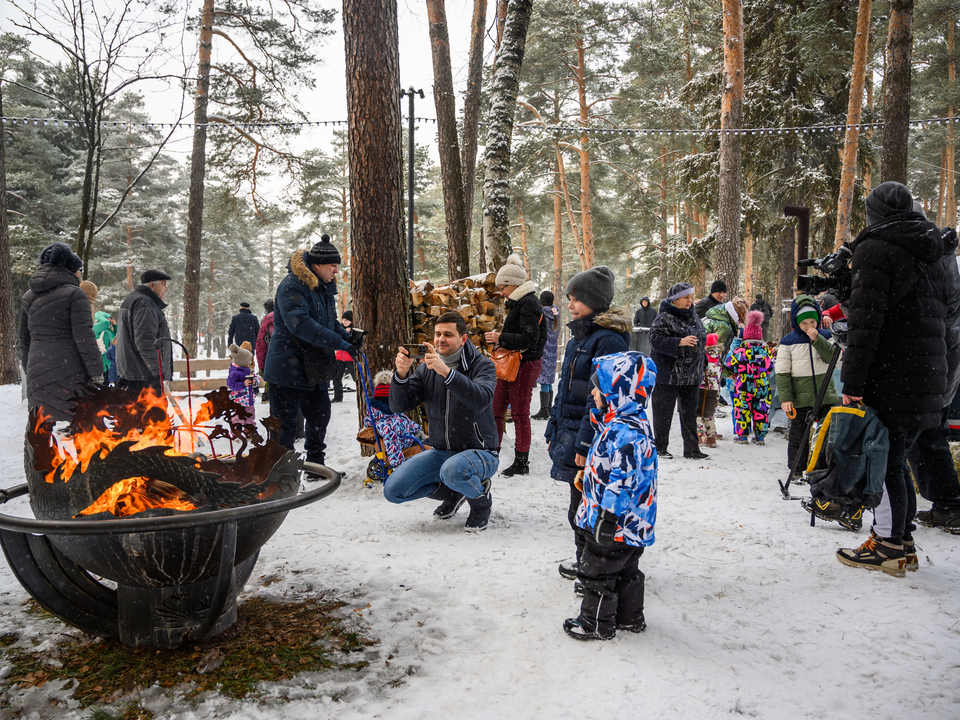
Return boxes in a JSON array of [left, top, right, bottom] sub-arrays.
[[776, 226, 795, 339], [182, 0, 216, 358], [834, 0, 872, 249], [0, 82, 20, 384], [947, 16, 957, 228], [426, 0, 470, 281], [575, 34, 595, 267], [553, 171, 563, 302], [461, 0, 487, 248], [482, 0, 534, 273], [881, 0, 913, 185], [716, 0, 745, 297], [343, 0, 410, 375]]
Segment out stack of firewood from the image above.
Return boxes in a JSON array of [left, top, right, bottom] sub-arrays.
[[409, 273, 505, 353]]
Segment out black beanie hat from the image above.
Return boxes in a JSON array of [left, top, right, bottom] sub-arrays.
[[239, 301, 250, 309], [342, 310, 353, 322], [710, 279, 727, 294], [539, 290, 554, 306], [866, 181, 913, 227], [141, 269, 171, 284], [565, 266, 615, 312], [38, 241, 83, 273], [307, 234, 342, 265]]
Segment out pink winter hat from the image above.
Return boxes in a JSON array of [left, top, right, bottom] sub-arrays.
[[706, 333, 719, 347], [744, 310, 764, 341]]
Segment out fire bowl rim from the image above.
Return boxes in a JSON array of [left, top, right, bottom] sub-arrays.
[[0, 463, 340, 536]]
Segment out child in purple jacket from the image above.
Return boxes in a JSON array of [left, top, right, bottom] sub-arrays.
[[228, 342, 260, 429]]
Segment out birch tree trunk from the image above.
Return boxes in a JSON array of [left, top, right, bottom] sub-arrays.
[[182, 0, 216, 357], [0, 81, 18, 384], [461, 0, 487, 247], [343, 0, 410, 375], [482, 0, 533, 272], [715, 0, 745, 296], [835, 0, 872, 249], [947, 16, 956, 228], [426, 0, 469, 280], [881, 0, 914, 184]]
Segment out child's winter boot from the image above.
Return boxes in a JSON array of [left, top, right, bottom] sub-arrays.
[[836, 530, 906, 576]]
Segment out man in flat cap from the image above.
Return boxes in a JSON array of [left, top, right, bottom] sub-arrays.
[[116, 270, 173, 397], [228, 301, 260, 349]]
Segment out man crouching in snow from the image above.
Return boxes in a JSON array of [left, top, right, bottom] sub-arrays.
[[384, 312, 500, 532], [564, 351, 658, 640]]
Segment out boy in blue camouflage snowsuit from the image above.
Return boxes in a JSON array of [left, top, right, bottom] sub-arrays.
[[564, 351, 658, 641]]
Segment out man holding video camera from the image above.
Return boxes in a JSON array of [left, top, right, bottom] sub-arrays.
[[837, 182, 953, 575], [384, 312, 500, 532]]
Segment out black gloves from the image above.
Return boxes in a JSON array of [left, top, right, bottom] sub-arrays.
[[593, 509, 619, 547]]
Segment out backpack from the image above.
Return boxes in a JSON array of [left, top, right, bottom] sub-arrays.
[[805, 404, 889, 511]]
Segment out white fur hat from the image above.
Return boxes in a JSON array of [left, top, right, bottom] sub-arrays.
[[495, 254, 527, 286]]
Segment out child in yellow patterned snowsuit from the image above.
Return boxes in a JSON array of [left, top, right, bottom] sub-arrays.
[[724, 311, 773, 445]]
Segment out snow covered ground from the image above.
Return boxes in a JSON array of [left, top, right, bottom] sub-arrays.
[[1, 382, 958, 720]]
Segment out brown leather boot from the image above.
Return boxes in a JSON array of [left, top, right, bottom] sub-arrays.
[[705, 436, 717, 448]]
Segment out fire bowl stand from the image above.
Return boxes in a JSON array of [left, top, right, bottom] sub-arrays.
[[0, 463, 339, 648]]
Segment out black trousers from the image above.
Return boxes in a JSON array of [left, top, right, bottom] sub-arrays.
[[118, 378, 163, 398], [651, 383, 700, 455], [269, 383, 331, 464], [568, 482, 585, 563], [875, 429, 920, 543], [575, 528, 645, 635], [787, 405, 831, 473], [907, 407, 960, 510], [331, 360, 356, 401]]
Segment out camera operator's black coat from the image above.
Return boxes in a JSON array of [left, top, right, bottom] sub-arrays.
[[841, 214, 952, 432]]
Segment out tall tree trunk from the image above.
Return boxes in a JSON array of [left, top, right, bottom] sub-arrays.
[[427, 0, 469, 281], [344, 0, 410, 376], [776, 226, 795, 339], [553, 172, 563, 303], [182, 0, 216, 358], [0, 81, 18, 384], [881, 0, 914, 184], [947, 15, 957, 228], [461, 0, 487, 247], [938, 145, 947, 223], [575, 31, 594, 267], [716, 0, 745, 296], [835, 0, 873, 248], [744, 225, 754, 297], [555, 146, 587, 270], [482, 0, 533, 272], [517, 198, 530, 276]]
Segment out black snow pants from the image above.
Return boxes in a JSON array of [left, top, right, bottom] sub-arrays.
[[575, 528, 645, 635]]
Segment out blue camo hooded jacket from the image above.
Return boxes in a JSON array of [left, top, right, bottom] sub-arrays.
[[575, 351, 658, 548]]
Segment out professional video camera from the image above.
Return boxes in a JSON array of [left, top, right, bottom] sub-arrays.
[[797, 244, 852, 303]]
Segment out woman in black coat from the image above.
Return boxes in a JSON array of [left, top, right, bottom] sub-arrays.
[[649, 282, 708, 459], [18, 242, 103, 423], [485, 254, 545, 476]]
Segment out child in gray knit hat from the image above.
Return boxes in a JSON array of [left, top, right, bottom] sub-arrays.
[[565, 266, 616, 312]]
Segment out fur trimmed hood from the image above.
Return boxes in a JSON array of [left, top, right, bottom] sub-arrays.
[[289, 250, 319, 290], [508, 280, 537, 301], [593, 307, 632, 334]]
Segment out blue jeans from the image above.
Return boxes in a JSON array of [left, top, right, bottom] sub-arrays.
[[383, 448, 499, 503]]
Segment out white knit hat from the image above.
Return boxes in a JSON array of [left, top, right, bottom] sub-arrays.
[[495, 254, 527, 286]]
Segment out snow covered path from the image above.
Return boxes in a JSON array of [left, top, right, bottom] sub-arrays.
[[1, 384, 958, 719]]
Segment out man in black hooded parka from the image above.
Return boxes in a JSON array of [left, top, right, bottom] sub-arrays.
[[837, 181, 952, 575]]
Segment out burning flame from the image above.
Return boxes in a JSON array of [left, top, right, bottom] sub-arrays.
[[38, 388, 219, 517], [77, 477, 197, 517]]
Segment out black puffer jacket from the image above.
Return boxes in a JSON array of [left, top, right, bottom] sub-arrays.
[[19, 264, 103, 421], [228, 308, 260, 348], [941, 228, 960, 406], [116, 285, 173, 383], [389, 339, 498, 452], [841, 214, 951, 432], [498, 281, 545, 362], [649, 300, 706, 386], [634, 298, 657, 327]]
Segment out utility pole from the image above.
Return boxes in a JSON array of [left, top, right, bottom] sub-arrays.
[[401, 87, 424, 279]]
